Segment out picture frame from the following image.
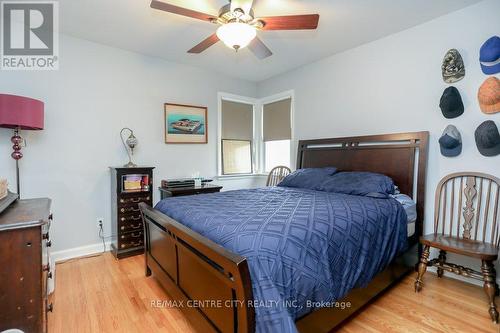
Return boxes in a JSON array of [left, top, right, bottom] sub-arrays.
[[164, 103, 208, 144]]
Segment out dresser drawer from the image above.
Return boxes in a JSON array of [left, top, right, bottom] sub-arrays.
[[119, 230, 143, 242], [118, 195, 151, 207], [119, 213, 142, 223], [119, 220, 143, 233], [118, 237, 143, 250], [119, 205, 142, 214]]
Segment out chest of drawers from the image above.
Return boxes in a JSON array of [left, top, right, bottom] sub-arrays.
[[110, 167, 154, 259], [0, 198, 53, 333]]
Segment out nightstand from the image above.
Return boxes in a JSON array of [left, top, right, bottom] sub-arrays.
[[159, 184, 223, 200]]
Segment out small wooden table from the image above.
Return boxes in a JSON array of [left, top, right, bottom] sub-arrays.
[[159, 184, 223, 199]]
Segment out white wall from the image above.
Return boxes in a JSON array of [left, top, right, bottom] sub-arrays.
[[0, 34, 257, 253], [1, 0, 498, 277], [258, 0, 500, 281]]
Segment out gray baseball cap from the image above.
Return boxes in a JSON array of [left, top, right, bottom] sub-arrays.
[[475, 121, 500, 157], [439, 125, 462, 157]]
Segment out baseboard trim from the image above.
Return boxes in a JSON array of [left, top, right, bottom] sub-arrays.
[[51, 241, 111, 263]]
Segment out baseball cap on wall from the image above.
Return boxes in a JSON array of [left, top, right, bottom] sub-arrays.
[[439, 125, 462, 157], [475, 120, 500, 157], [478, 77, 500, 114], [439, 87, 464, 119], [442, 49, 465, 83], [479, 36, 500, 75]]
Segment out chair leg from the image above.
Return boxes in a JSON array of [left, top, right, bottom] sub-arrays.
[[482, 260, 499, 323], [415, 245, 430, 292], [493, 266, 500, 297], [437, 250, 446, 278]]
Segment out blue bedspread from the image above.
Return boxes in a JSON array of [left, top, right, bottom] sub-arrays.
[[155, 186, 408, 333]]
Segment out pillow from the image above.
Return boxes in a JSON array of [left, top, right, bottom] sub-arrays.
[[277, 167, 337, 189], [316, 171, 395, 198]]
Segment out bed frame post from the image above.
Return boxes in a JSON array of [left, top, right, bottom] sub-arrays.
[[415, 132, 429, 259]]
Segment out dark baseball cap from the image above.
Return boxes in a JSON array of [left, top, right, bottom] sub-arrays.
[[475, 120, 500, 157], [439, 87, 464, 119], [439, 125, 462, 157]]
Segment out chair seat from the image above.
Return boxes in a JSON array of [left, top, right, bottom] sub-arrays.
[[420, 234, 498, 261]]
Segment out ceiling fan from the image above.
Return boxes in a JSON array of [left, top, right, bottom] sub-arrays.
[[150, 0, 320, 59]]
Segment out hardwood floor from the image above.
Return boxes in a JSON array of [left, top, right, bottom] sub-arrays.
[[48, 253, 499, 333]]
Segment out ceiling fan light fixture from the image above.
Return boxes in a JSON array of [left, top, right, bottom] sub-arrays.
[[216, 22, 256, 51]]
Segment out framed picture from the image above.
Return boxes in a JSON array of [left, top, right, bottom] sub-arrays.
[[164, 103, 208, 144]]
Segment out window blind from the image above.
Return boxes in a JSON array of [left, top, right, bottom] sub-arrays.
[[263, 98, 291, 142], [221, 100, 253, 140]]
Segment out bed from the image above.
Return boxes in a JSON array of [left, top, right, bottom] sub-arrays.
[[139, 131, 429, 333]]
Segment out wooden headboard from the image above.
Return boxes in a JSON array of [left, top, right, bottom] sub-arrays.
[[297, 131, 429, 241]]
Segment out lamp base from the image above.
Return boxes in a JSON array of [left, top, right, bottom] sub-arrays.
[[11, 129, 23, 196], [123, 161, 138, 168]]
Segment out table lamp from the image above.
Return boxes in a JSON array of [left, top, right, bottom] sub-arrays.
[[0, 94, 44, 196], [120, 127, 138, 167]]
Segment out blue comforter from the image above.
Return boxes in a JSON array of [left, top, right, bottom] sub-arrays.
[[155, 186, 408, 333]]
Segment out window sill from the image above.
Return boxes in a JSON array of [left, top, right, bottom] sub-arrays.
[[216, 174, 268, 180]]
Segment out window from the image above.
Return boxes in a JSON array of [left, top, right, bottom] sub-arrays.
[[262, 98, 292, 172], [218, 92, 293, 176], [220, 99, 254, 175], [222, 140, 252, 174], [265, 140, 291, 172]]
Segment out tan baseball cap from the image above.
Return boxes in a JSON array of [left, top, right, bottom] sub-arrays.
[[478, 77, 500, 114]]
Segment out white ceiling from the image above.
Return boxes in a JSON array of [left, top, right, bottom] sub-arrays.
[[59, 0, 483, 82]]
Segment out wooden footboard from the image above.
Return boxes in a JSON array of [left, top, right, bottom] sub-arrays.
[[139, 203, 255, 333]]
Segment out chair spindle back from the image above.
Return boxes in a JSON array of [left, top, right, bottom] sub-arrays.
[[266, 166, 291, 187], [434, 172, 500, 247]]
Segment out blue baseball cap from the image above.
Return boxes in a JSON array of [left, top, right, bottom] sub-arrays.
[[439, 125, 462, 157], [480, 36, 500, 75]]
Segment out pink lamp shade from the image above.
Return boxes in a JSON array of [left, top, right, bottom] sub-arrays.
[[0, 94, 44, 130]]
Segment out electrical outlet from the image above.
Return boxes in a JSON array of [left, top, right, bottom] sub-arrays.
[[97, 217, 104, 229]]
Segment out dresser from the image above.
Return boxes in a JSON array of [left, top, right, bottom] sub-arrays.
[[0, 198, 52, 333], [110, 167, 154, 259]]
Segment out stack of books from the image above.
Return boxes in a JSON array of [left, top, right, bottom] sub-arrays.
[[161, 178, 212, 188], [161, 178, 195, 188], [123, 175, 142, 191]]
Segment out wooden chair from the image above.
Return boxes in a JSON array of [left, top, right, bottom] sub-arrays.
[[415, 172, 500, 323], [266, 166, 291, 187]]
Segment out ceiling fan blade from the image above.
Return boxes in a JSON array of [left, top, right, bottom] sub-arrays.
[[248, 37, 272, 59], [230, 0, 254, 14], [259, 14, 319, 30], [188, 34, 220, 54], [150, 0, 217, 22]]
